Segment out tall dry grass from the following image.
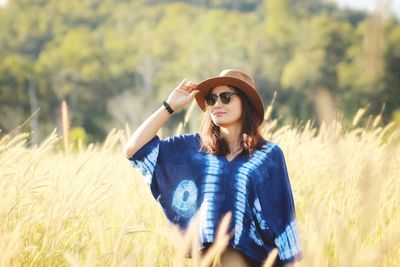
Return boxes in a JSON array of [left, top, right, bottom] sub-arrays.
[[0, 109, 400, 266]]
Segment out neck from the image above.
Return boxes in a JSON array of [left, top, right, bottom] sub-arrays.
[[220, 124, 242, 152]]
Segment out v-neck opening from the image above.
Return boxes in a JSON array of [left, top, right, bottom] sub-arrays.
[[224, 153, 243, 164]]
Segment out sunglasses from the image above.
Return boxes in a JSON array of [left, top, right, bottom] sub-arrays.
[[204, 91, 239, 106]]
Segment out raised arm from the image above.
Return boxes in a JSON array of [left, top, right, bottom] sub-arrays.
[[123, 79, 199, 158]]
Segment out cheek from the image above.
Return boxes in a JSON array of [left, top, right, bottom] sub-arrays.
[[229, 104, 243, 122], [236, 106, 244, 120], [235, 101, 243, 117]]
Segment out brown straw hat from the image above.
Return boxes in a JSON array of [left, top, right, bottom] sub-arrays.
[[195, 69, 265, 126]]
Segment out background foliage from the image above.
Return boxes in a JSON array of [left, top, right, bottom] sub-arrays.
[[0, 0, 399, 142]]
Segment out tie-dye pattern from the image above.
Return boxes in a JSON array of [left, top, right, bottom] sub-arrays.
[[129, 144, 159, 185], [232, 144, 273, 245], [252, 198, 269, 230], [172, 180, 198, 218], [127, 133, 302, 265], [200, 154, 223, 243], [274, 220, 301, 261]]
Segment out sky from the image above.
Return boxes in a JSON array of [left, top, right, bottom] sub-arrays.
[[335, 0, 400, 18], [0, 0, 399, 17]]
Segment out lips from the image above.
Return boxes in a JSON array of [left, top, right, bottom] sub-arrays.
[[213, 112, 226, 116]]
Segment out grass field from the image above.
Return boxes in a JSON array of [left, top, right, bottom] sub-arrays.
[[1, 112, 399, 266]]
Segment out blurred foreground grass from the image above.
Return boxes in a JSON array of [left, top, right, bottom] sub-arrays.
[[0, 116, 400, 266]]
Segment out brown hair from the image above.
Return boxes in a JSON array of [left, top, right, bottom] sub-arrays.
[[199, 86, 264, 156]]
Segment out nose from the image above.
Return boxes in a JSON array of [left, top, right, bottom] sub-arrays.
[[213, 95, 224, 107]]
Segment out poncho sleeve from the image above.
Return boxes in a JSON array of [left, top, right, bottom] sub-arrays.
[[127, 136, 162, 199], [126, 134, 200, 212], [254, 144, 302, 264]]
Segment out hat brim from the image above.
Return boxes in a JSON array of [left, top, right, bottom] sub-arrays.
[[195, 76, 265, 125]]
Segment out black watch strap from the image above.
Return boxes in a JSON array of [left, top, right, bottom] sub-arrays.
[[163, 101, 174, 114]]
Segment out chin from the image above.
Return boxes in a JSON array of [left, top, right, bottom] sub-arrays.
[[212, 118, 237, 128]]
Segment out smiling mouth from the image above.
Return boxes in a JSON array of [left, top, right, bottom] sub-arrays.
[[213, 112, 226, 116]]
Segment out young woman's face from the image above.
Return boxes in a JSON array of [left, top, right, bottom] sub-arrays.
[[207, 85, 243, 128]]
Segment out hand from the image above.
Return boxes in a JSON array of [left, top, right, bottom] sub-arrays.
[[166, 79, 199, 112]]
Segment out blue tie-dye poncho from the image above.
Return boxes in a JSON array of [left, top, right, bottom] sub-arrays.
[[127, 133, 302, 266]]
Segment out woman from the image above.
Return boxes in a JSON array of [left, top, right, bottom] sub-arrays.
[[123, 69, 302, 266]]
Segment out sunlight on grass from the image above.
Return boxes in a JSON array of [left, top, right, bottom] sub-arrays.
[[0, 109, 399, 266]]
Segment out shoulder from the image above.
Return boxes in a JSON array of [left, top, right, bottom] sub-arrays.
[[253, 140, 288, 168], [258, 139, 285, 157], [161, 133, 201, 149], [158, 133, 201, 161], [163, 132, 200, 143]]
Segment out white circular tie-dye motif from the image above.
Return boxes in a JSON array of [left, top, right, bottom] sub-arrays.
[[172, 180, 198, 218]]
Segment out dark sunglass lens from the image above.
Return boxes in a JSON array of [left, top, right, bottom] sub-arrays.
[[220, 92, 232, 104], [205, 94, 217, 106]]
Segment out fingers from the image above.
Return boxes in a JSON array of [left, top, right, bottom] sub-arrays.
[[176, 80, 197, 94], [186, 82, 197, 92], [177, 79, 187, 88], [189, 90, 200, 98]]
